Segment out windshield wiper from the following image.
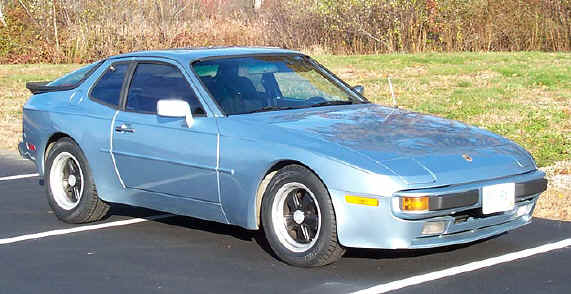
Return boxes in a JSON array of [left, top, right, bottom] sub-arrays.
[[237, 100, 356, 114], [310, 100, 355, 107], [238, 105, 301, 114]]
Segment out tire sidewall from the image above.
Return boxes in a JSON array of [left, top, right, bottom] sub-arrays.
[[45, 138, 96, 223], [262, 165, 338, 266]]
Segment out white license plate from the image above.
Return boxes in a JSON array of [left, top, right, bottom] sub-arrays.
[[482, 183, 515, 215]]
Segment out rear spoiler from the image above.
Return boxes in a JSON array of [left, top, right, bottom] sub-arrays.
[[26, 81, 76, 94]]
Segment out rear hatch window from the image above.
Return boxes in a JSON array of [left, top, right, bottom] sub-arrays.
[[26, 61, 104, 94]]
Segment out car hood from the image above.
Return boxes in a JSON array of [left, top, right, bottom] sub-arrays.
[[242, 104, 535, 187]]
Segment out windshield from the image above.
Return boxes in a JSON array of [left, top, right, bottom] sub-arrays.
[[47, 61, 103, 87], [192, 55, 364, 115]]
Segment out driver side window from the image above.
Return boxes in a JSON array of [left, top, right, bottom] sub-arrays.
[[126, 63, 205, 116]]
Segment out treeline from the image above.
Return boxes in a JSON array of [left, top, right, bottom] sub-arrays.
[[0, 0, 569, 63]]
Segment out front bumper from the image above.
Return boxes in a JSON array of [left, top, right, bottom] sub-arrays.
[[330, 169, 546, 249]]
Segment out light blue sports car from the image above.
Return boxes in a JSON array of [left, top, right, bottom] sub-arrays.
[[20, 47, 547, 267]]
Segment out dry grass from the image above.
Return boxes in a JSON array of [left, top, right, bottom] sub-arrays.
[[536, 161, 571, 220], [0, 64, 78, 149], [0, 52, 569, 220]]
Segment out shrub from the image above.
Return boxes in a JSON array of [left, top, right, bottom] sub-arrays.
[[0, 0, 568, 63]]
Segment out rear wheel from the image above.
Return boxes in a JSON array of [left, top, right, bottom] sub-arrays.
[[45, 138, 109, 223], [262, 165, 345, 267]]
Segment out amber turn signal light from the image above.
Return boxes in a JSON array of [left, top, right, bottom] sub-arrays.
[[345, 195, 379, 206], [401, 196, 429, 211]]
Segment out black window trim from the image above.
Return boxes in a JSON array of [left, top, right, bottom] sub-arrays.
[[121, 60, 207, 117], [88, 61, 134, 110]]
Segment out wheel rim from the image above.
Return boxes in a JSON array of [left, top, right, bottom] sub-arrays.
[[49, 152, 84, 210], [271, 182, 321, 252]]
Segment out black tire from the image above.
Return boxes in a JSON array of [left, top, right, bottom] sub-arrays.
[[45, 137, 109, 223], [261, 164, 345, 267]]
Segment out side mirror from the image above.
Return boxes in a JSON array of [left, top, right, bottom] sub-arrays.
[[157, 99, 194, 128], [353, 85, 364, 96]]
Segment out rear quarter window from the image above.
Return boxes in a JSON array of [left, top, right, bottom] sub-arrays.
[[47, 61, 103, 87]]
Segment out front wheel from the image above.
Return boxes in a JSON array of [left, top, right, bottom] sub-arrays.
[[261, 165, 345, 267], [45, 138, 109, 223]]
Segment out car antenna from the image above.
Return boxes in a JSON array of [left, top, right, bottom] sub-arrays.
[[388, 76, 398, 108]]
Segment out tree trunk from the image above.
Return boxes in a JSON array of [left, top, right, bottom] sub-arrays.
[[253, 0, 263, 10], [52, 0, 59, 50], [0, 2, 7, 27]]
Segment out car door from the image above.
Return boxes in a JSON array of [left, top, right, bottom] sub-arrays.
[[111, 60, 220, 203]]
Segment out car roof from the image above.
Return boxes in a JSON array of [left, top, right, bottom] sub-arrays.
[[108, 46, 302, 63]]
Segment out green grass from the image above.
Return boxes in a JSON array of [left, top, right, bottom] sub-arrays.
[[316, 52, 570, 167], [0, 52, 569, 167]]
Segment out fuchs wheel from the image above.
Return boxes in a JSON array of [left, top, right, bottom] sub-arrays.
[[45, 137, 109, 223], [262, 165, 345, 267], [49, 151, 84, 210]]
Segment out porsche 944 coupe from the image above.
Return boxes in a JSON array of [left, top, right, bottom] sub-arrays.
[[20, 47, 547, 267]]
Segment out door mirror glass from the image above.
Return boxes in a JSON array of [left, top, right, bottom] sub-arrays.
[[353, 85, 364, 96], [157, 99, 194, 127]]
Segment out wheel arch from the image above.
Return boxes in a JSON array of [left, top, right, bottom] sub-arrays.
[[255, 159, 332, 228], [43, 132, 80, 174]]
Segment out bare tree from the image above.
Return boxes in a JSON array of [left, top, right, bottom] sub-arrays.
[[52, 0, 59, 50], [0, 1, 7, 27], [253, 0, 263, 10]]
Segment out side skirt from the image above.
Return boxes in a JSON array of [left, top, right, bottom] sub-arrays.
[[115, 188, 229, 224]]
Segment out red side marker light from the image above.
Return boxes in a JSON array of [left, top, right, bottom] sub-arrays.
[[26, 142, 36, 152]]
